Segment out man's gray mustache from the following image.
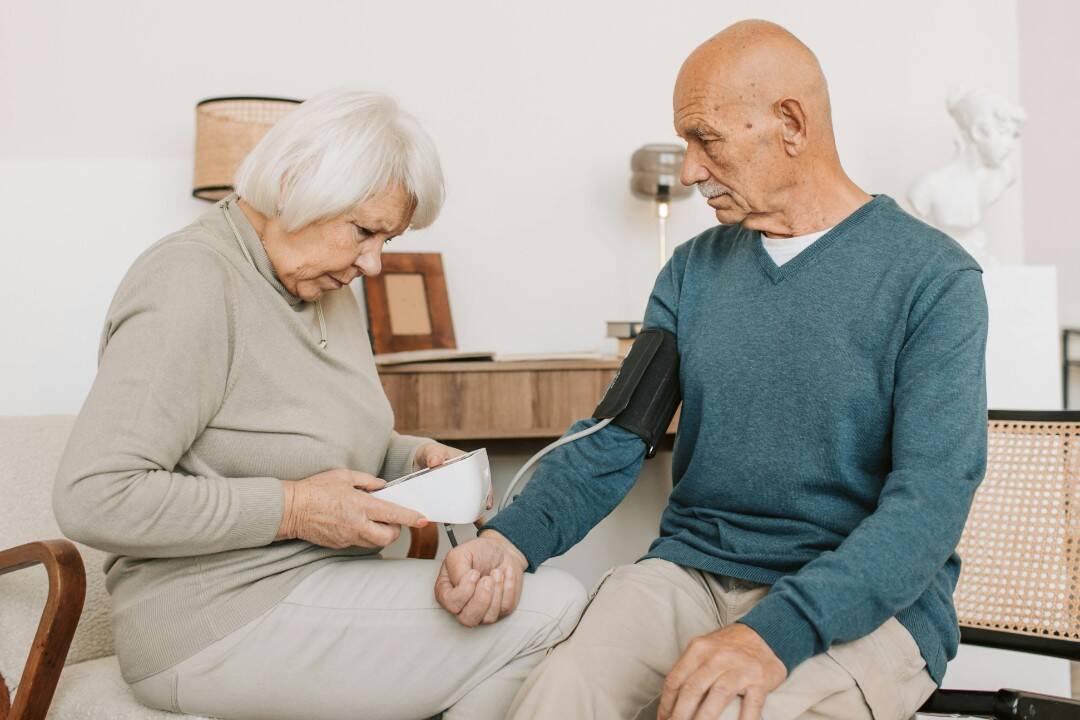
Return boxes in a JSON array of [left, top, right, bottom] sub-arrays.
[[697, 181, 730, 198]]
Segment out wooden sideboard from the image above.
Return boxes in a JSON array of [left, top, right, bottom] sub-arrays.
[[378, 359, 623, 440], [379, 357, 680, 443]]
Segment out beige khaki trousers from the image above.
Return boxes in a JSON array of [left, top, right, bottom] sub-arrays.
[[129, 558, 587, 720], [508, 559, 937, 720]]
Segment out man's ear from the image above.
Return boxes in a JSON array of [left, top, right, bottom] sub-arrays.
[[775, 98, 807, 156]]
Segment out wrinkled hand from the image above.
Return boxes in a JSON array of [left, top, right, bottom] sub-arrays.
[[413, 441, 466, 470], [658, 624, 787, 720], [276, 469, 428, 549], [414, 442, 494, 513], [434, 530, 528, 627]]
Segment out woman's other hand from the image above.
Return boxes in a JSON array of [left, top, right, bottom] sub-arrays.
[[276, 469, 428, 548], [413, 442, 465, 470], [414, 442, 494, 513]]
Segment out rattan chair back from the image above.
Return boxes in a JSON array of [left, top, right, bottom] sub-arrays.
[[953, 413, 1080, 649]]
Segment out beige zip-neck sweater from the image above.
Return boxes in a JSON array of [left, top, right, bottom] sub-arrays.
[[53, 196, 432, 683]]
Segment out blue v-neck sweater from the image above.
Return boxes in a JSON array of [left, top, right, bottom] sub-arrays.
[[486, 195, 988, 684]]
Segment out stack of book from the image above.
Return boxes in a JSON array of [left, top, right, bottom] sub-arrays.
[[607, 321, 643, 358]]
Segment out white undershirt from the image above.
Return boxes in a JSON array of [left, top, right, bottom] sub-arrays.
[[761, 227, 833, 267]]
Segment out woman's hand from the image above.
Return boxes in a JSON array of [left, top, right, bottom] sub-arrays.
[[276, 469, 428, 549], [413, 442, 466, 470], [414, 442, 493, 513]]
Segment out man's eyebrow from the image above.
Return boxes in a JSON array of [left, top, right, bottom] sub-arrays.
[[677, 120, 723, 141]]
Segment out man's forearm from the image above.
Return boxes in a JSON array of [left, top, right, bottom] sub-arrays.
[[483, 418, 646, 570]]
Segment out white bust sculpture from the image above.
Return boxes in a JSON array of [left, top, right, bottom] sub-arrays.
[[908, 88, 1026, 264]]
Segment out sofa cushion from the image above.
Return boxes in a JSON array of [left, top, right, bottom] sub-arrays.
[[45, 656, 211, 720], [0, 416, 114, 695]]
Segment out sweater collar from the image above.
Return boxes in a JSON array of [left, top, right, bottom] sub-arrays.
[[219, 194, 304, 307], [749, 194, 891, 284]]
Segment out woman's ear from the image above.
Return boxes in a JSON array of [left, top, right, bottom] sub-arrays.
[[775, 98, 808, 157]]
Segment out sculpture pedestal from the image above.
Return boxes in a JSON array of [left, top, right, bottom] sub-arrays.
[[983, 265, 1061, 410]]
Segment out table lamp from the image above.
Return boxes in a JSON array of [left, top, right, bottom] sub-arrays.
[[630, 143, 693, 268], [192, 96, 301, 201]]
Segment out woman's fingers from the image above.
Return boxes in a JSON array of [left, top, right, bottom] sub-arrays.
[[360, 520, 401, 548], [348, 471, 386, 492], [417, 442, 467, 469], [364, 495, 428, 528]]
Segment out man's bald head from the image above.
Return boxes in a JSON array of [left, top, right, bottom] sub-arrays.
[[677, 20, 833, 145], [674, 20, 850, 233]]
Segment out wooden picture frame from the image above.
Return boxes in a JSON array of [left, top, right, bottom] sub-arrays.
[[363, 253, 456, 354]]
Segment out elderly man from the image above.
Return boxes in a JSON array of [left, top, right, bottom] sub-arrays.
[[435, 19, 987, 720]]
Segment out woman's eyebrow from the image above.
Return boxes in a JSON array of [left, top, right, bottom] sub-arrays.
[[353, 216, 395, 233]]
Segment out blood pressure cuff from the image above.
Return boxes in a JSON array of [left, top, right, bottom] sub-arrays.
[[593, 328, 680, 458]]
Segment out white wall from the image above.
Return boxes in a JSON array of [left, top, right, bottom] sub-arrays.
[[0, 0, 1023, 415]]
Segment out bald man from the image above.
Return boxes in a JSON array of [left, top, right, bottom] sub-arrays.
[[435, 20, 987, 720]]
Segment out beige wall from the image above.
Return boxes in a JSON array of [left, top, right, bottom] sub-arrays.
[[1019, 0, 1080, 407]]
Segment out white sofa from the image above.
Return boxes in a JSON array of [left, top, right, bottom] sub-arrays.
[[0, 415, 210, 719]]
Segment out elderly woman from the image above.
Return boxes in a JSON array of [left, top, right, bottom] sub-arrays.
[[53, 89, 586, 720]]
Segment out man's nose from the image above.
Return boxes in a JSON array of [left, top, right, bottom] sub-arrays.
[[680, 145, 710, 187], [354, 247, 383, 277]]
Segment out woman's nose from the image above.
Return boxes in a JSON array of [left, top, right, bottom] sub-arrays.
[[354, 247, 383, 277]]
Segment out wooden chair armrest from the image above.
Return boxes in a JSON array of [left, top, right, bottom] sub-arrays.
[[406, 515, 488, 561], [407, 525, 439, 560], [0, 540, 86, 720]]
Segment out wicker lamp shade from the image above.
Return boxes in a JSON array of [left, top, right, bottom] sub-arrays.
[[192, 96, 302, 201]]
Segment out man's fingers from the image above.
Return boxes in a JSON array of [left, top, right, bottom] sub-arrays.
[[436, 566, 480, 614], [443, 547, 475, 586], [692, 678, 739, 720], [500, 566, 519, 616], [456, 575, 495, 627], [658, 654, 696, 718], [365, 496, 428, 527], [482, 569, 504, 624], [736, 689, 766, 720], [668, 666, 715, 720], [434, 563, 456, 610]]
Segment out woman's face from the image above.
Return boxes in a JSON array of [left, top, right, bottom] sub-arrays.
[[261, 184, 415, 302]]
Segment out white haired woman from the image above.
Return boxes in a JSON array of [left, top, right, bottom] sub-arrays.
[[53, 90, 586, 720]]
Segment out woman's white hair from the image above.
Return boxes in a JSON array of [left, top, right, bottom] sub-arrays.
[[235, 89, 444, 233]]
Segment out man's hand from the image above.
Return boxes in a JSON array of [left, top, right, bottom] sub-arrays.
[[434, 530, 528, 627], [658, 623, 787, 720]]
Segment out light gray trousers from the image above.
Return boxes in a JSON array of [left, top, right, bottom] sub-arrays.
[[129, 558, 587, 720]]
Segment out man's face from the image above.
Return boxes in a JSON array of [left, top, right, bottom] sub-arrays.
[[673, 72, 781, 226]]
